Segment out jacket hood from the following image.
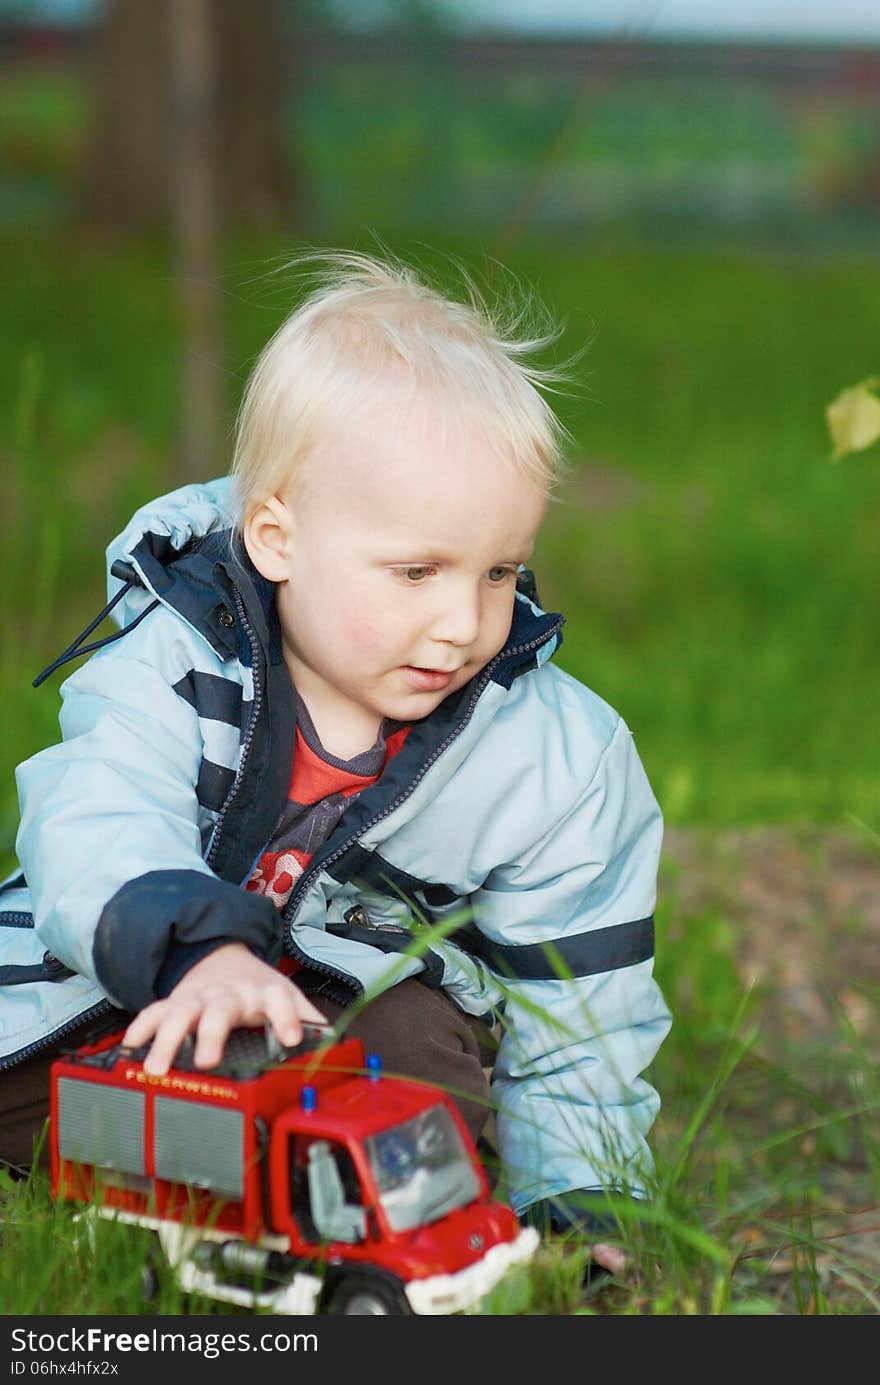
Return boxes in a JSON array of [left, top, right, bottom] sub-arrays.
[[107, 477, 237, 582], [106, 476, 239, 630]]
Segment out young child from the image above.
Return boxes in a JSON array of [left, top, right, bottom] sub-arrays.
[[0, 249, 671, 1271]]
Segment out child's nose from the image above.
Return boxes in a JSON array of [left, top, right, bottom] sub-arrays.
[[429, 586, 482, 648]]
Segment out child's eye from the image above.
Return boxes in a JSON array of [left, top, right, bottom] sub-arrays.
[[487, 566, 515, 584], [395, 565, 435, 582]]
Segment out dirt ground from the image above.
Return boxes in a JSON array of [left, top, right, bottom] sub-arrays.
[[662, 826, 880, 1053], [660, 826, 880, 1310]]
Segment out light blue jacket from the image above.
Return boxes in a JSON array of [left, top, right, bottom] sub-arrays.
[[0, 478, 671, 1218]]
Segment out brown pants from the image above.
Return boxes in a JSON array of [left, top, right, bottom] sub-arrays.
[[0, 980, 496, 1173]]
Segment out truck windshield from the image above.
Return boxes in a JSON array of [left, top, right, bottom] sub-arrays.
[[364, 1105, 481, 1233]]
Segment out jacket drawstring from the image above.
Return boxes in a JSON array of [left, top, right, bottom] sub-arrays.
[[32, 560, 160, 688]]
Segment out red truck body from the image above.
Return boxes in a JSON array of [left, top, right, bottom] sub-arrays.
[[50, 1024, 538, 1315]]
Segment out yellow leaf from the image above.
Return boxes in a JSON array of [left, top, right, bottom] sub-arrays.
[[825, 377, 880, 461]]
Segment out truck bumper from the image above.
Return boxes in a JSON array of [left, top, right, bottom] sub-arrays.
[[405, 1226, 540, 1315]]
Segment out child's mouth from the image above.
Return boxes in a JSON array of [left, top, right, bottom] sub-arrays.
[[400, 665, 455, 692]]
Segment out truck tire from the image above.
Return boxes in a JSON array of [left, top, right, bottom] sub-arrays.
[[140, 1250, 161, 1304], [326, 1273, 412, 1315]]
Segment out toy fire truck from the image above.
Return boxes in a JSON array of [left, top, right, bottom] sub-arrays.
[[50, 1023, 538, 1315]]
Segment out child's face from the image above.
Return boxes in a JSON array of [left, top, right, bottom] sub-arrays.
[[245, 389, 547, 754]]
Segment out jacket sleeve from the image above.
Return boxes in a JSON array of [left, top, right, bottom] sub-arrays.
[[14, 607, 282, 1014], [470, 717, 672, 1219]]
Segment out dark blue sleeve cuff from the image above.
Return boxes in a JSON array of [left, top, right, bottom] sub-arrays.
[[93, 868, 283, 1012], [519, 1189, 638, 1238]]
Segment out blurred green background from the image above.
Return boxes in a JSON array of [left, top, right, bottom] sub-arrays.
[[2, 0, 879, 872]]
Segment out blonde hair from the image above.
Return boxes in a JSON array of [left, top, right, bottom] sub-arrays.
[[230, 246, 582, 525]]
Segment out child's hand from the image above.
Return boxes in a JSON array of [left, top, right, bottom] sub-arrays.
[[121, 942, 327, 1076]]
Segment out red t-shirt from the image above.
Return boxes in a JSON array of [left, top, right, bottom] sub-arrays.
[[245, 691, 410, 911]]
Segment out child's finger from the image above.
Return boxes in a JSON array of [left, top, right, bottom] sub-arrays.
[[293, 990, 328, 1027], [262, 981, 325, 1047], [191, 996, 243, 1070], [590, 1242, 628, 1276], [122, 1000, 168, 1049], [263, 984, 307, 1047], [141, 1000, 202, 1076]]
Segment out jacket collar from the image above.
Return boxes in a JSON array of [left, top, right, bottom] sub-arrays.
[[125, 527, 279, 664]]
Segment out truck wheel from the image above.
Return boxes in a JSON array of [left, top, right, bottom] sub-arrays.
[[326, 1274, 411, 1315], [140, 1260, 160, 1303]]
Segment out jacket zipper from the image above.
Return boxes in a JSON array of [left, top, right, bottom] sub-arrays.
[[200, 587, 358, 999], [0, 912, 35, 929], [205, 587, 263, 876], [280, 620, 564, 965], [0, 998, 113, 1072]]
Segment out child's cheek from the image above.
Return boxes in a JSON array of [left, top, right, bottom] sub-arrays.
[[339, 605, 386, 657]]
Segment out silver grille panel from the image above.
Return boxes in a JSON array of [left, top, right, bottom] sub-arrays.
[[57, 1078, 145, 1174], [153, 1098, 244, 1198]]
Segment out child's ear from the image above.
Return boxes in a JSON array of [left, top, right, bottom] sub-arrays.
[[242, 495, 293, 582]]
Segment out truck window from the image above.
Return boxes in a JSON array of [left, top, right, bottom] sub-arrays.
[[290, 1136, 364, 1244], [364, 1105, 481, 1233]]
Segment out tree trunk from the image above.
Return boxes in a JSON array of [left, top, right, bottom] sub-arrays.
[[78, 0, 294, 233], [77, 0, 296, 481], [169, 0, 223, 482]]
